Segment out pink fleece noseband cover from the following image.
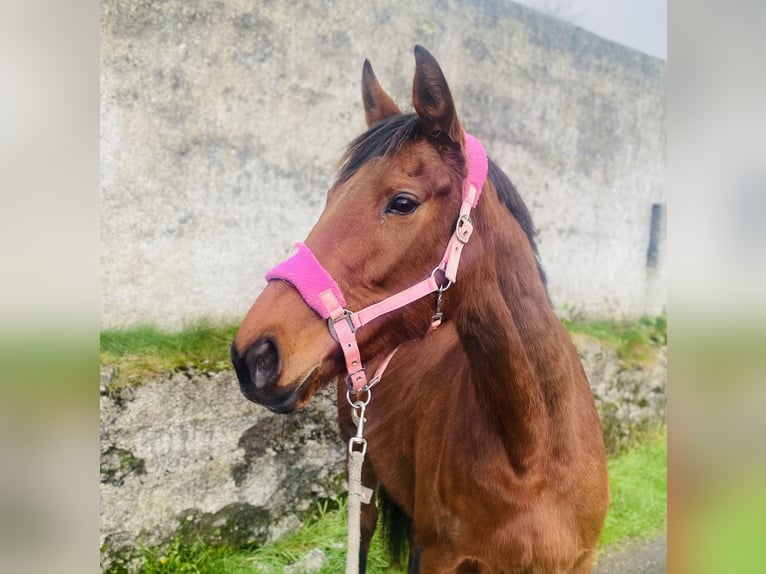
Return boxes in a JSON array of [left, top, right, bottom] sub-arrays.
[[265, 243, 346, 319], [265, 133, 488, 391]]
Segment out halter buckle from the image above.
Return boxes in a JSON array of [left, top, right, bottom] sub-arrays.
[[327, 309, 356, 342], [455, 214, 473, 244], [346, 367, 367, 391]]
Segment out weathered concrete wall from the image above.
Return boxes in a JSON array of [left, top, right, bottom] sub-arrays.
[[101, 0, 665, 329]]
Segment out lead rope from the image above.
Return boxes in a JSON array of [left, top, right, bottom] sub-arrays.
[[346, 390, 373, 574]]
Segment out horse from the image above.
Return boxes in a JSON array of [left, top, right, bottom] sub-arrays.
[[232, 46, 609, 573]]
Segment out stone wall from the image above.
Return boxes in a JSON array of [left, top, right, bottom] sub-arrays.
[[101, 0, 666, 329], [99, 336, 666, 570]]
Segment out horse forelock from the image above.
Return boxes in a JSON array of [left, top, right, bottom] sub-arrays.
[[336, 113, 547, 290], [337, 114, 424, 183]]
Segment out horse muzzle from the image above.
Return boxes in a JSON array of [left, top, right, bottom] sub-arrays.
[[230, 335, 288, 411], [231, 280, 339, 412]]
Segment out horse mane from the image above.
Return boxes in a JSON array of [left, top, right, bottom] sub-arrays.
[[487, 158, 549, 292], [339, 113, 548, 291]]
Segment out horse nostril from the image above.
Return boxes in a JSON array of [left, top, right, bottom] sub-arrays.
[[244, 336, 280, 390]]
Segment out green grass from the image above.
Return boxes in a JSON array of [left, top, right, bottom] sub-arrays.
[[100, 322, 238, 390], [563, 314, 666, 367], [136, 500, 403, 574], [598, 430, 667, 548], [134, 431, 667, 573], [686, 473, 766, 574], [100, 316, 667, 389], [138, 538, 255, 574], [247, 499, 403, 573]]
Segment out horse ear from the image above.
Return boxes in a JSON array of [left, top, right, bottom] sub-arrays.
[[412, 45, 463, 144], [362, 59, 401, 127]]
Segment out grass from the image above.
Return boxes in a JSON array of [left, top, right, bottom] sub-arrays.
[[138, 538, 255, 574], [247, 499, 402, 573], [685, 473, 766, 574], [563, 314, 666, 367], [133, 431, 667, 573], [136, 499, 403, 574], [100, 322, 238, 390], [598, 429, 667, 549], [100, 316, 667, 389]]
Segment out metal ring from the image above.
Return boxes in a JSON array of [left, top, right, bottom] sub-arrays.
[[346, 387, 372, 407], [430, 266, 453, 292]]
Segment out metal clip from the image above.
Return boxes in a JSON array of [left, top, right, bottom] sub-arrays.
[[435, 285, 445, 314], [430, 279, 447, 327], [348, 399, 368, 455], [350, 400, 366, 430]]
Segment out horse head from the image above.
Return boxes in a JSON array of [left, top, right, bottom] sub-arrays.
[[232, 46, 485, 413]]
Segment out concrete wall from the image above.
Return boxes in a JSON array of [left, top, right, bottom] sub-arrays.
[[101, 0, 666, 329]]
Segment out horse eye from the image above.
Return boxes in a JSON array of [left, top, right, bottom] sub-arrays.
[[386, 195, 420, 215]]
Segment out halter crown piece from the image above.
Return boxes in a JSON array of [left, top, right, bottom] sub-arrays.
[[266, 133, 488, 392]]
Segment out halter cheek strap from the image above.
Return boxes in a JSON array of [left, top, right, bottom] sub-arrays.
[[265, 133, 488, 392], [439, 133, 487, 281]]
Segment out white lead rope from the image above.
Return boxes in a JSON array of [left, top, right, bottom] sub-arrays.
[[346, 394, 373, 574], [346, 448, 365, 574]]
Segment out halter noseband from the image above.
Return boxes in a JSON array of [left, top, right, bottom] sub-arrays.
[[265, 133, 488, 392]]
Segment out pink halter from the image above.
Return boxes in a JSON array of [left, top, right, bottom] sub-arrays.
[[266, 133, 488, 392]]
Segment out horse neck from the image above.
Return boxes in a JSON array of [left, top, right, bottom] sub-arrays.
[[452, 184, 577, 475]]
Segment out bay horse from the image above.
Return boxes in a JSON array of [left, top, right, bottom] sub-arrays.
[[232, 46, 609, 573]]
